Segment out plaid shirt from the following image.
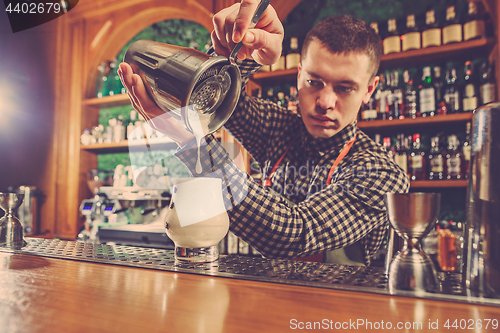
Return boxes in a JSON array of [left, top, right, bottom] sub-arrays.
[[175, 59, 409, 265]]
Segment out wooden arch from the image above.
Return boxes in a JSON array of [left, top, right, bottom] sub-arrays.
[[84, 3, 213, 97]]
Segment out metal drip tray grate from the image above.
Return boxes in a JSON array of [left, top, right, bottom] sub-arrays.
[[3, 238, 497, 306]]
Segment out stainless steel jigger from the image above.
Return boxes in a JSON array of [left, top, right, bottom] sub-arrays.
[[385, 192, 441, 295], [0, 192, 28, 249]]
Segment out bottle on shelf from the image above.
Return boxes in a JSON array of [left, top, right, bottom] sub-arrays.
[[287, 86, 299, 114], [419, 66, 436, 117], [444, 67, 460, 113], [388, 70, 404, 120], [479, 60, 496, 106], [271, 50, 286, 71], [445, 134, 464, 179], [394, 133, 408, 174], [408, 133, 426, 181], [463, 1, 486, 41], [422, 9, 442, 48], [265, 87, 275, 102], [106, 118, 115, 143], [462, 122, 472, 178], [433, 66, 446, 115], [370, 22, 379, 35], [277, 92, 287, 108], [383, 18, 401, 55], [403, 69, 418, 119], [114, 116, 126, 143], [383, 137, 394, 160], [80, 128, 92, 146], [134, 114, 146, 140], [106, 59, 125, 96], [361, 89, 377, 121], [402, 14, 421, 52], [127, 110, 137, 140], [95, 61, 108, 98], [377, 73, 390, 120], [442, 5, 462, 45], [285, 37, 301, 69], [428, 135, 444, 180], [462, 60, 479, 112]]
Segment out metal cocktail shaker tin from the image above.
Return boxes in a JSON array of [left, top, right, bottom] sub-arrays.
[[463, 102, 500, 297], [123, 40, 242, 135]]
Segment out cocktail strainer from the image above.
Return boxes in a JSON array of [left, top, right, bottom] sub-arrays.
[[124, 40, 241, 135]]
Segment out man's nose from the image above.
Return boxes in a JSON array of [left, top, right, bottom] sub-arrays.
[[316, 86, 337, 111]]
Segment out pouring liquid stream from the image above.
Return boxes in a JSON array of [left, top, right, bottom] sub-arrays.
[[187, 107, 207, 174]]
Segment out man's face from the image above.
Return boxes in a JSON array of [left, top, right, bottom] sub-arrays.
[[297, 40, 379, 139]]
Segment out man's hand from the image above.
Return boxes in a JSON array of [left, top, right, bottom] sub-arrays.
[[118, 62, 194, 147], [211, 0, 284, 65]]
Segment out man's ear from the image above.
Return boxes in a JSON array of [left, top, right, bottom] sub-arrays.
[[362, 75, 380, 104]]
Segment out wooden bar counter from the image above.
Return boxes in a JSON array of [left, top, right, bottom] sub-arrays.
[[1, 249, 500, 333]]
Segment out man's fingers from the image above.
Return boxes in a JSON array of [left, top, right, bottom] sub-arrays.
[[232, 0, 261, 43], [211, 30, 230, 58], [212, 4, 239, 50]]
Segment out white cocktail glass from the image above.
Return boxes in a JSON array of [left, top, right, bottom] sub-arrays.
[[165, 177, 229, 262]]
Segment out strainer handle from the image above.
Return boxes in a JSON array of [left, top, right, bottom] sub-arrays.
[[229, 0, 272, 64]]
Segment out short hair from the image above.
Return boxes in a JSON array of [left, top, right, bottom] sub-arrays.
[[301, 15, 383, 80]]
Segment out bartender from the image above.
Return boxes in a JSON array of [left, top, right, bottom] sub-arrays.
[[118, 0, 409, 266]]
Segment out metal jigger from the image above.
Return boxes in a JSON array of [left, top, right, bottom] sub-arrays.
[[385, 192, 441, 295], [0, 192, 28, 249]]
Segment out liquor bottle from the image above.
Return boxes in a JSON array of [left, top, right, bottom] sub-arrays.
[[422, 9, 442, 48], [442, 5, 462, 45], [370, 22, 379, 35], [462, 122, 472, 178], [444, 67, 460, 113], [433, 66, 446, 115], [402, 14, 421, 52], [277, 92, 286, 108], [405, 134, 414, 179], [286, 37, 301, 69], [361, 89, 377, 121], [377, 73, 390, 120], [265, 88, 275, 102], [388, 70, 404, 120], [383, 18, 401, 55], [404, 69, 418, 119], [463, 1, 486, 41], [428, 136, 444, 180], [114, 116, 126, 143], [419, 66, 436, 117], [462, 61, 479, 112], [287, 86, 298, 114], [445, 134, 464, 179], [409, 133, 426, 180], [479, 61, 496, 106], [272, 50, 286, 71], [394, 133, 408, 173], [383, 137, 394, 160]]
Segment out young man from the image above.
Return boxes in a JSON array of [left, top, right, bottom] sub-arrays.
[[119, 1, 409, 265]]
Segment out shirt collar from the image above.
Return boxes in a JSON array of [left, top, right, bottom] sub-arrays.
[[300, 120, 357, 155]]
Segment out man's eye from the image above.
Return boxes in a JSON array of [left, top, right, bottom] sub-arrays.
[[306, 79, 323, 87], [337, 86, 353, 93]]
